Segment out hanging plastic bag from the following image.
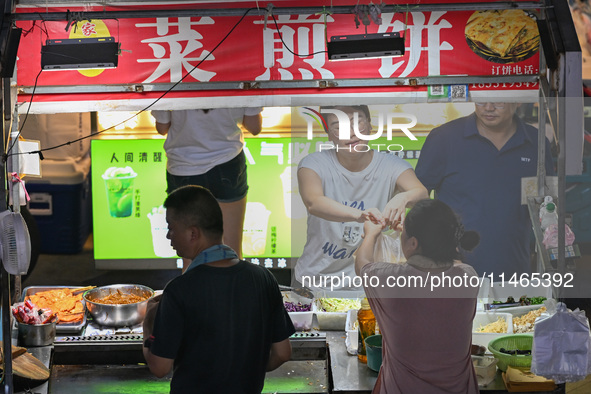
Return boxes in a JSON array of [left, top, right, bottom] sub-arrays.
[[531, 301, 591, 383], [373, 229, 402, 264], [542, 223, 576, 249]]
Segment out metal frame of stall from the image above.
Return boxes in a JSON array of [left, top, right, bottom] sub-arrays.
[[0, 1, 583, 393], [532, 1, 583, 295]]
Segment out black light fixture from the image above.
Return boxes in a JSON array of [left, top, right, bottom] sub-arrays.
[[41, 37, 119, 70], [327, 32, 405, 60], [0, 26, 22, 77]]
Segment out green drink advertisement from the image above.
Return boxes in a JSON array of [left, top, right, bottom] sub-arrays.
[[91, 137, 309, 267]]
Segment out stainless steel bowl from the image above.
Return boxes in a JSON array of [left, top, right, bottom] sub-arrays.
[[83, 284, 154, 327]]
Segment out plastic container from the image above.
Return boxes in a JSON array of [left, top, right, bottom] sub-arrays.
[[488, 334, 533, 371], [357, 298, 376, 363], [345, 309, 358, 355], [288, 312, 314, 331], [364, 334, 382, 372], [472, 312, 513, 348], [17, 321, 56, 347], [472, 355, 498, 386], [540, 202, 558, 231], [313, 296, 361, 330], [26, 156, 91, 253]]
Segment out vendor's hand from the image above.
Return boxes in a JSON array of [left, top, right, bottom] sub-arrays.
[[383, 195, 407, 230], [143, 294, 162, 340], [363, 218, 386, 238], [357, 207, 385, 225]]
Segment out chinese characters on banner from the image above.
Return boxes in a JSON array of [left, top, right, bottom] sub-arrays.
[[16, 8, 539, 101]]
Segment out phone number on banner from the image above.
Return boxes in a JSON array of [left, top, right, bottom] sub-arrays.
[[484, 272, 574, 288]]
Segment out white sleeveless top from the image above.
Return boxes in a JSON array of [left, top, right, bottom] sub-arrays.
[[295, 150, 412, 290]]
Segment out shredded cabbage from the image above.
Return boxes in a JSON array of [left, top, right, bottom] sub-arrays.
[[318, 298, 361, 312]]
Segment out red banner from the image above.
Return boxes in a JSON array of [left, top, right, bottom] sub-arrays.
[[15, 3, 541, 111]]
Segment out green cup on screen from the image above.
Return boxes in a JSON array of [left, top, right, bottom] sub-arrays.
[[102, 166, 137, 218]]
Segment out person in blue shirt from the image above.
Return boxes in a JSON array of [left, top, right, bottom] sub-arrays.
[[415, 102, 555, 279]]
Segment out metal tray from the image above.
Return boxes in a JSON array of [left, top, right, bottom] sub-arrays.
[[21, 286, 87, 334]]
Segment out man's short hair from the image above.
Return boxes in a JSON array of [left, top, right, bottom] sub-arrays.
[[164, 185, 224, 238], [318, 105, 371, 133]]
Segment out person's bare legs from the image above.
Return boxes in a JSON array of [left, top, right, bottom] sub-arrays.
[[219, 196, 247, 259]]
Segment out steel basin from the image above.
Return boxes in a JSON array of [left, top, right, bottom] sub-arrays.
[[83, 284, 154, 327]]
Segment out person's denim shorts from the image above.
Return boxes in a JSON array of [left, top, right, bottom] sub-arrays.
[[166, 150, 248, 203]]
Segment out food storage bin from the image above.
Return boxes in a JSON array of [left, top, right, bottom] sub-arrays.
[[314, 296, 361, 330], [472, 312, 513, 348], [288, 312, 314, 331]]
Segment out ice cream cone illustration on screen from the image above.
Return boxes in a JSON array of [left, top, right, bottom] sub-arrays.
[[243, 202, 271, 256]]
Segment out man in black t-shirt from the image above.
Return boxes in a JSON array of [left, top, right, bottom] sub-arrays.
[[143, 185, 295, 393]]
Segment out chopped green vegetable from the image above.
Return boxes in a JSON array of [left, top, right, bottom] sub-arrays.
[[492, 296, 547, 306]]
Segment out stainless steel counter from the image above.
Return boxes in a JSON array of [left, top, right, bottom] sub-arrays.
[[326, 331, 377, 393], [46, 361, 328, 394], [10, 335, 328, 394]]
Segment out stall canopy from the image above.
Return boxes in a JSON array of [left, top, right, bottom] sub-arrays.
[[14, 0, 544, 113]]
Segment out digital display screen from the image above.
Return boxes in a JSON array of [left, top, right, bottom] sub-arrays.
[[91, 137, 308, 267]]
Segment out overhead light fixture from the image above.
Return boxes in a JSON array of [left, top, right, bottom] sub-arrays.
[[41, 37, 119, 70], [327, 32, 405, 60]]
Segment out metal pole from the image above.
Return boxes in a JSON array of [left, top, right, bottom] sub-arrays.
[[1, 267, 13, 394], [1, 75, 13, 394]]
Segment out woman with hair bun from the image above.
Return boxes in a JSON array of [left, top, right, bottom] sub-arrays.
[[355, 199, 480, 394]]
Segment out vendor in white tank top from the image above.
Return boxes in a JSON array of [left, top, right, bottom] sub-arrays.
[[295, 105, 428, 291]]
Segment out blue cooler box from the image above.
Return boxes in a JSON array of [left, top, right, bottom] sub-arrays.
[[26, 156, 92, 254]]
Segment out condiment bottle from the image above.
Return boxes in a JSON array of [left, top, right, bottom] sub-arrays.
[[539, 196, 554, 221], [357, 298, 376, 363], [540, 202, 558, 231]]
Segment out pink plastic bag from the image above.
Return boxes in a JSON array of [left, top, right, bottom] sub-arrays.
[[542, 224, 575, 249]]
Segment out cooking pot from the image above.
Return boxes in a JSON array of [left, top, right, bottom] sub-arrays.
[[83, 284, 154, 327]]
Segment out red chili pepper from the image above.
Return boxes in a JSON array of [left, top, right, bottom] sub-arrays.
[[18, 307, 28, 322], [12, 307, 22, 322]]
